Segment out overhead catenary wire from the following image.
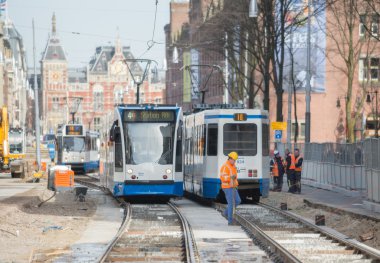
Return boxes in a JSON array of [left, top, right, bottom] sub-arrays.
[[138, 0, 162, 59], [14, 24, 152, 44]]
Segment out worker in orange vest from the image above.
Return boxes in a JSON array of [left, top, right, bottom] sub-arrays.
[[271, 150, 286, 192], [220, 151, 241, 225], [294, 148, 303, 194], [285, 148, 296, 193]]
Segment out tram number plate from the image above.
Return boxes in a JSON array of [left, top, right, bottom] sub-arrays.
[[236, 159, 245, 165], [234, 113, 247, 121]]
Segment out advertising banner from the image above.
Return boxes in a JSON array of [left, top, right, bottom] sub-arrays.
[[183, 51, 191, 103], [282, 0, 326, 93], [190, 49, 200, 99]]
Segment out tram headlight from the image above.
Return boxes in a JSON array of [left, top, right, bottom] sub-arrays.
[[131, 175, 136, 179], [81, 158, 84, 162], [127, 169, 133, 174], [163, 175, 168, 179], [165, 168, 172, 174]]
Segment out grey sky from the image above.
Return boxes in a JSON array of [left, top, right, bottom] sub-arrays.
[[8, 0, 171, 68]]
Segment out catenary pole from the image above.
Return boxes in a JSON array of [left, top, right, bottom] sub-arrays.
[[33, 19, 41, 170]]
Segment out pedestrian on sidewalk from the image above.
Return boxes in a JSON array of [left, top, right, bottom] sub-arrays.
[[285, 149, 296, 193], [220, 151, 241, 225], [271, 150, 285, 192], [294, 148, 303, 194]]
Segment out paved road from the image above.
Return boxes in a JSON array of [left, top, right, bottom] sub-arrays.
[[0, 173, 38, 200]]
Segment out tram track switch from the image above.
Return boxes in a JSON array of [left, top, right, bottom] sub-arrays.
[[315, 215, 325, 226]]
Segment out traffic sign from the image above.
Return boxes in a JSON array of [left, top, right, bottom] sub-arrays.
[[274, 130, 282, 141], [271, 122, 287, 131]]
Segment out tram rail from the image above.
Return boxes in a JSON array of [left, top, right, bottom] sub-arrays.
[[74, 176, 197, 263], [214, 202, 380, 263]]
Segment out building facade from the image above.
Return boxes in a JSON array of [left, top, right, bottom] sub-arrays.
[[166, 0, 380, 143], [0, 18, 28, 131], [41, 14, 166, 134]]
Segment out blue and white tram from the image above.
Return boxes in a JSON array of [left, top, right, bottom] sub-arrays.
[[100, 104, 184, 198], [184, 107, 270, 202], [84, 130, 100, 173], [56, 124, 100, 174]]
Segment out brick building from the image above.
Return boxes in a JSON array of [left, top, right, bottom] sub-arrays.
[[0, 18, 28, 130], [166, 0, 380, 143], [41, 14, 166, 134]]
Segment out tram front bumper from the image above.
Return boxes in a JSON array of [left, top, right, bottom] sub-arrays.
[[114, 180, 183, 197]]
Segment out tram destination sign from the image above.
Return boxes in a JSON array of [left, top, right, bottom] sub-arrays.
[[124, 110, 175, 122], [66, 125, 83, 136]]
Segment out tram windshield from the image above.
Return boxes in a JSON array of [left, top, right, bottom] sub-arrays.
[[63, 136, 85, 152], [123, 122, 175, 165]]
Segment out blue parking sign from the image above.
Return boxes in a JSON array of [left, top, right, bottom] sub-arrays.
[[274, 130, 282, 140]]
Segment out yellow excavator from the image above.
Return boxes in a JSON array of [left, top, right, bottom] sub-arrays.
[[0, 107, 26, 177], [0, 107, 10, 173]]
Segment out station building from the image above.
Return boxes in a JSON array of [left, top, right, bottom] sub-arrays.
[[41, 14, 166, 134]]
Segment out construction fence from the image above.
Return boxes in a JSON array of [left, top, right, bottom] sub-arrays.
[[300, 139, 380, 203]]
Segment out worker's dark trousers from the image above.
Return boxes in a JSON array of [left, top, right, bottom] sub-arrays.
[[287, 170, 296, 193], [273, 174, 284, 191], [295, 171, 302, 193]]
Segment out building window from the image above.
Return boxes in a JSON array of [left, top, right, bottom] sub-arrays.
[[94, 117, 101, 132], [359, 57, 380, 82], [372, 14, 379, 37], [291, 122, 305, 139], [155, 98, 162, 104], [52, 97, 59, 110], [114, 90, 123, 104], [93, 92, 103, 111], [360, 15, 366, 37], [359, 14, 379, 38]]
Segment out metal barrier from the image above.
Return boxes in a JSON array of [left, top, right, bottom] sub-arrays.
[[300, 140, 380, 203], [363, 139, 380, 203]]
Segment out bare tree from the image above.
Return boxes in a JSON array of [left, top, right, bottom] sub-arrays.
[[325, 0, 379, 142]]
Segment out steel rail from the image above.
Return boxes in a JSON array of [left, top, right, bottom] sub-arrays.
[[73, 176, 132, 263], [213, 202, 301, 263], [97, 199, 131, 263], [259, 202, 380, 261], [168, 201, 199, 263]]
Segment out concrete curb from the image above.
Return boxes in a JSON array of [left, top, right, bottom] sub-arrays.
[[363, 200, 380, 214], [303, 199, 380, 222], [302, 179, 365, 198]]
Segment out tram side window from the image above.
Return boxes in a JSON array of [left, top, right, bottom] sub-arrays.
[[223, 124, 257, 156], [207, 124, 218, 156], [114, 127, 123, 172], [262, 124, 269, 156], [175, 123, 183, 172]]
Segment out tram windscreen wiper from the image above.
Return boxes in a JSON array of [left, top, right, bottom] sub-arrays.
[[156, 149, 172, 164]]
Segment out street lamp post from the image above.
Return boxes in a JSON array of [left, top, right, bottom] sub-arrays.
[[336, 96, 348, 142], [366, 90, 379, 138]]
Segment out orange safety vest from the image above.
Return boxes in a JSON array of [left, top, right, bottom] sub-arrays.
[[295, 156, 302, 172], [272, 158, 284, 177], [287, 153, 296, 170], [219, 161, 239, 189]]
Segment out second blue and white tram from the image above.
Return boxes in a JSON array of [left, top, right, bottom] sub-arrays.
[[56, 124, 100, 174], [184, 107, 270, 202], [100, 104, 183, 198]]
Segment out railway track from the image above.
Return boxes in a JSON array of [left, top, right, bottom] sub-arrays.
[[74, 176, 197, 262], [215, 202, 380, 262], [98, 202, 197, 263]]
